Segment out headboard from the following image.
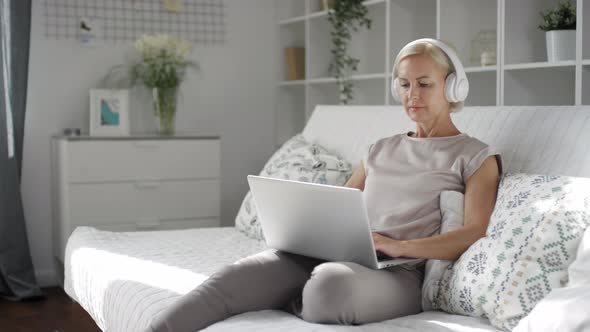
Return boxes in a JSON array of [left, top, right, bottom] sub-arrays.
[[302, 105, 590, 178]]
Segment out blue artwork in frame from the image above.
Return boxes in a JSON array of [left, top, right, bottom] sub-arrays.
[[100, 99, 120, 126], [90, 89, 129, 136]]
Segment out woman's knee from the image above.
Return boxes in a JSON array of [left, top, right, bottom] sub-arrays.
[[300, 262, 361, 324]]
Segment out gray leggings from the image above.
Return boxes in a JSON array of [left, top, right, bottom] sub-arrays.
[[148, 249, 423, 332]]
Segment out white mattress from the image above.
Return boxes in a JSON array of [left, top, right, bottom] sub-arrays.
[[64, 226, 500, 332]]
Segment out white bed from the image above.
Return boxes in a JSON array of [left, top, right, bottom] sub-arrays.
[[65, 226, 499, 332], [65, 105, 590, 332]]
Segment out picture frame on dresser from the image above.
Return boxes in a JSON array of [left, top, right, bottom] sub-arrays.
[[89, 89, 130, 136]]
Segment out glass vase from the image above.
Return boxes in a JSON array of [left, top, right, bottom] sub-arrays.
[[153, 86, 178, 135]]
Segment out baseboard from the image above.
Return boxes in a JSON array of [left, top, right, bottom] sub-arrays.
[[35, 268, 59, 287]]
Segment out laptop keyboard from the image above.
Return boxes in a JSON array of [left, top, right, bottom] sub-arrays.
[[376, 251, 393, 262]]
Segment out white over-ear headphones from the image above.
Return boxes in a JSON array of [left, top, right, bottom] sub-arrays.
[[391, 38, 469, 104]]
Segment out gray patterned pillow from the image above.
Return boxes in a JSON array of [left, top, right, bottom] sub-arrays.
[[434, 173, 590, 331], [235, 134, 352, 241]]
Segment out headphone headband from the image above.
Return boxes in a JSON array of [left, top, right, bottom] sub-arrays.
[[402, 38, 467, 82]]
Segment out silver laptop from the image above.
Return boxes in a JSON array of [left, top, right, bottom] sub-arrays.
[[247, 175, 422, 270]]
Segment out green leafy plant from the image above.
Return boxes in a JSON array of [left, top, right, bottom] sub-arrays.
[[538, 1, 576, 31], [327, 0, 372, 104], [131, 34, 197, 88]]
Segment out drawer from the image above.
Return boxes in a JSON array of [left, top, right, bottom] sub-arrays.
[[80, 218, 220, 232], [68, 179, 220, 225], [65, 139, 220, 182]]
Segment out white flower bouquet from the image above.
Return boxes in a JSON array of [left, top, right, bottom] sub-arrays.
[[132, 33, 194, 88], [130, 34, 197, 135]]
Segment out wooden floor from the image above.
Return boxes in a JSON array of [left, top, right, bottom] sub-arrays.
[[0, 287, 101, 332]]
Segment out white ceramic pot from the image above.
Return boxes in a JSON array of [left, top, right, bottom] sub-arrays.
[[546, 30, 576, 62]]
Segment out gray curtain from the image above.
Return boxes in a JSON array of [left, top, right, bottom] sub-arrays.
[[0, 0, 42, 300]]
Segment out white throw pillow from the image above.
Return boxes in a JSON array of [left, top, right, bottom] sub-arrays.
[[235, 134, 352, 241], [568, 225, 590, 286], [422, 190, 465, 311], [511, 285, 590, 332], [512, 228, 590, 332], [435, 173, 590, 331]]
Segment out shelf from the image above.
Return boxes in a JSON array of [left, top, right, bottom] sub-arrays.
[[279, 80, 306, 86], [308, 77, 337, 84], [504, 61, 576, 71], [279, 19, 305, 82], [307, 73, 387, 85], [278, 15, 306, 26], [504, 66, 574, 106], [275, 0, 589, 140], [362, 0, 386, 7], [439, 0, 497, 67], [292, 0, 386, 22], [307, 10, 328, 20], [464, 66, 497, 73], [504, 0, 556, 65], [350, 73, 387, 81]]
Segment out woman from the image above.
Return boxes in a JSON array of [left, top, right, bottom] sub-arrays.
[[148, 38, 502, 332]]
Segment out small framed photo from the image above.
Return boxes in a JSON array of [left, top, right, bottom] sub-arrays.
[[89, 89, 129, 136]]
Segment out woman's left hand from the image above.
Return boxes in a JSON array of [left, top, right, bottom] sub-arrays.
[[372, 233, 406, 258]]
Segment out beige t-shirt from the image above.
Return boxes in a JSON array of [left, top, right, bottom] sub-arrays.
[[363, 132, 502, 241]]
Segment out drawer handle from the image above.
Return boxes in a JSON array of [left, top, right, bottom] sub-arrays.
[[134, 182, 161, 190], [135, 220, 161, 229]]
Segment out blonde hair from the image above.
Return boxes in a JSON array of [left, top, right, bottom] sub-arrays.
[[393, 40, 464, 112]]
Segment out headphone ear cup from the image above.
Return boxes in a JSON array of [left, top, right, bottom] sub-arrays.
[[444, 73, 458, 103], [391, 78, 401, 102], [455, 77, 469, 102]]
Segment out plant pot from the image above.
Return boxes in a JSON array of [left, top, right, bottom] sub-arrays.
[[153, 87, 178, 135], [546, 30, 575, 62]]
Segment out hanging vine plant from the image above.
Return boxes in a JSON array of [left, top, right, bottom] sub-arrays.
[[327, 0, 372, 104]]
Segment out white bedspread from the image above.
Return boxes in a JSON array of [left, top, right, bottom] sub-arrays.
[[64, 227, 500, 332]]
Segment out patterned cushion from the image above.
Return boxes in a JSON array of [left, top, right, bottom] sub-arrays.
[[512, 228, 590, 332], [235, 134, 352, 241], [434, 173, 590, 331]]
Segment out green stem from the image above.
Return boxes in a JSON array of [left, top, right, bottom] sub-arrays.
[[153, 87, 178, 135]]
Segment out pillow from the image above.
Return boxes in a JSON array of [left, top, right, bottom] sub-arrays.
[[568, 225, 590, 286], [422, 190, 465, 311], [511, 285, 590, 332], [512, 228, 590, 332], [235, 134, 352, 241], [434, 173, 590, 331]]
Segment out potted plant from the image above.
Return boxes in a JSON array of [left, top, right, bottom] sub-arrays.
[[327, 0, 372, 104], [539, 1, 576, 62], [132, 34, 197, 135]]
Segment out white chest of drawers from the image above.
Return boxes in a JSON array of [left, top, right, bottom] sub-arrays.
[[51, 135, 221, 262]]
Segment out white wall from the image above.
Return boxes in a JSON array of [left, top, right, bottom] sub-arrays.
[[22, 0, 279, 286]]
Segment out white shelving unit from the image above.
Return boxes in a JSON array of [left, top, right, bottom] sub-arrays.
[[276, 0, 586, 145]]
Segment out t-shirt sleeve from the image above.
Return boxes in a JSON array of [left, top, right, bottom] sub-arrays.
[[462, 146, 503, 181], [363, 143, 375, 175]]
